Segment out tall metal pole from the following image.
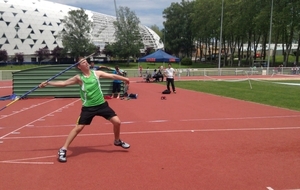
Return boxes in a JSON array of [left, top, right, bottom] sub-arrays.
[[267, 0, 274, 75], [218, 0, 224, 75], [114, 0, 118, 19]]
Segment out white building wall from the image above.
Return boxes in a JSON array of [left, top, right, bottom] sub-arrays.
[[0, 0, 163, 62]]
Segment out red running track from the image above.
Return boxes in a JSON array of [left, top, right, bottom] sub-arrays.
[[0, 76, 300, 190]]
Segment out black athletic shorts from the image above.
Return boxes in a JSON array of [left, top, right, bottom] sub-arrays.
[[77, 101, 117, 125]]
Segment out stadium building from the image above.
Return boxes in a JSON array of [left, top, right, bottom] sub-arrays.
[[0, 0, 164, 62]]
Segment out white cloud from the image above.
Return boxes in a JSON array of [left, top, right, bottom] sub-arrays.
[[47, 0, 182, 29]]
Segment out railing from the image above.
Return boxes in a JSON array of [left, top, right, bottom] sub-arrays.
[[1, 67, 299, 81], [0, 70, 20, 80], [122, 67, 299, 77]]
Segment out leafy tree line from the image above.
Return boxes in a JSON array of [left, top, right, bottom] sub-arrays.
[[162, 0, 300, 67]]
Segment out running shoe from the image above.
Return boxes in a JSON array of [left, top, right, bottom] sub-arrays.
[[58, 148, 67, 162], [114, 139, 130, 149]]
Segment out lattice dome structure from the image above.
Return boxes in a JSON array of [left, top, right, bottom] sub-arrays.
[[0, 0, 164, 62]]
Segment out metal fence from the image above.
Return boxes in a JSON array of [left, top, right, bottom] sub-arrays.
[[122, 67, 299, 78], [1, 67, 299, 80]]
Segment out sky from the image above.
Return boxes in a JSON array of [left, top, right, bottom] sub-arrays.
[[47, 0, 182, 29]]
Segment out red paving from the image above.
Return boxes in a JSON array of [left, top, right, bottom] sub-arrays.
[[0, 75, 300, 190]]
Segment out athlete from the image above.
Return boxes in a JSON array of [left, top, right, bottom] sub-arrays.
[[39, 57, 130, 162]]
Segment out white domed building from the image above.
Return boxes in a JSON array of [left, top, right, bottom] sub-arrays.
[[0, 0, 164, 62]]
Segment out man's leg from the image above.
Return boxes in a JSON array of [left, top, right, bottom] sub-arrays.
[[110, 116, 121, 140], [116, 83, 121, 99], [166, 78, 170, 91], [171, 79, 176, 92], [110, 116, 130, 149], [62, 125, 85, 149], [58, 125, 85, 162]]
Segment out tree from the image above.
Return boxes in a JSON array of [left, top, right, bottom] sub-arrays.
[[51, 46, 64, 63], [59, 8, 96, 58], [163, 0, 195, 58], [14, 52, 24, 64], [102, 43, 115, 59], [113, 6, 143, 64], [0, 49, 8, 62], [150, 25, 163, 39], [35, 47, 50, 63]]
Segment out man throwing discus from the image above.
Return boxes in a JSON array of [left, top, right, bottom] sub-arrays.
[[39, 57, 130, 163]]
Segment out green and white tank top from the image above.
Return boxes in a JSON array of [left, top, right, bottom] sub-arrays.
[[79, 70, 105, 107]]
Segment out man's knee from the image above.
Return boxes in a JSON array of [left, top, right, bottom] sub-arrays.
[[110, 116, 121, 126], [74, 125, 85, 133]]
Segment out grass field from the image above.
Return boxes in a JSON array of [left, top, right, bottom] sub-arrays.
[[175, 80, 300, 111]]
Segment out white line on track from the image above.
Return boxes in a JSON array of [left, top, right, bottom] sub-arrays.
[[180, 115, 300, 122], [26, 124, 75, 128], [0, 86, 12, 89], [148, 120, 168, 123], [3, 126, 300, 140], [0, 161, 54, 165], [0, 99, 56, 120], [0, 155, 55, 165], [0, 99, 80, 140]]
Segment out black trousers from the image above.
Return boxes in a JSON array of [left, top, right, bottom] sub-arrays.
[[166, 78, 175, 92]]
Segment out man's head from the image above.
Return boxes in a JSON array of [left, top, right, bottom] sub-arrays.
[[76, 57, 89, 71]]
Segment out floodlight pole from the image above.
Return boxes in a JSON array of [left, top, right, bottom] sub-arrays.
[[218, 0, 224, 75], [267, 0, 274, 75], [114, 0, 118, 19]]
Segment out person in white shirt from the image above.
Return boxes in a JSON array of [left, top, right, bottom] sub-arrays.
[[164, 63, 176, 93]]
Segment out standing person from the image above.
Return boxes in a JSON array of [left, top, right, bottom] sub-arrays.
[[39, 58, 130, 163], [164, 63, 176, 93], [111, 65, 123, 99], [139, 65, 143, 77], [159, 65, 164, 82], [89, 61, 99, 70]]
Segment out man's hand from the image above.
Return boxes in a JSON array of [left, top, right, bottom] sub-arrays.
[[39, 81, 48, 88], [124, 78, 130, 85]]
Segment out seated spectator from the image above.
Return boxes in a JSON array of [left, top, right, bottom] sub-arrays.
[[156, 69, 164, 82], [152, 69, 163, 82]]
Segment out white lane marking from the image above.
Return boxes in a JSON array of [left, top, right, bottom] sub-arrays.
[[0, 99, 80, 140], [122, 121, 135, 124], [26, 124, 75, 128], [266, 187, 274, 190], [0, 86, 12, 88], [0, 161, 54, 165], [0, 99, 56, 120], [0, 155, 55, 165], [3, 126, 300, 140], [148, 120, 168, 123], [180, 115, 300, 122]]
